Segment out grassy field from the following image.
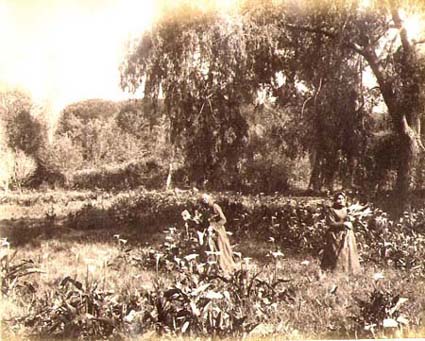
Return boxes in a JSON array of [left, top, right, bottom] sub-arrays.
[[1, 189, 424, 340]]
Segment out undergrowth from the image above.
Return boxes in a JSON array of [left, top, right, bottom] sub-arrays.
[[1, 191, 424, 339]]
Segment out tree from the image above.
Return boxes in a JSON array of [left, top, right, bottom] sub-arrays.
[[121, 3, 278, 188], [270, 32, 367, 192], [116, 99, 161, 138], [37, 134, 85, 175], [59, 99, 120, 123], [0, 89, 49, 189], [121, 0, 425, 206], [0, 88, 32, 121], [0, 89, 35, 153], [6, 109, 45, 155], [11, 149, 37, 191], [0, 89, 47, 156], [279, 0, 425, 212]]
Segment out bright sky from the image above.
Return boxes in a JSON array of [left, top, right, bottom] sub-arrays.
[[0, 0, 156, 115], [0, 0, 423, 118]]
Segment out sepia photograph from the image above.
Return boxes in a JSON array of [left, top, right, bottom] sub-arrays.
[[1, 0, 425, 340]]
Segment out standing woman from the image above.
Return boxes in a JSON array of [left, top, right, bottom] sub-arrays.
[[201, 193, 236, 275], [321, 192, 361, 274]]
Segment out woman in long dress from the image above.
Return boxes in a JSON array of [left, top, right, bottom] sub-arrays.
[[201, 193, 236, 275], [321, 192, 361, 274]]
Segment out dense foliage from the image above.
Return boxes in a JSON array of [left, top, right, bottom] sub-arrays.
[[120, 4, 283, 187], [120, 0, 425, 211], [59, 190, 425, 273], [0, 89, 50, 190], [69, 159, 166, 191]]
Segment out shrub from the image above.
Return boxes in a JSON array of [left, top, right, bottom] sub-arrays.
[[0, 147, 14, 192], [1, 240, 42, 297], [22, 276, 129, 339], [11, 150, 37, 190], [356, 208, 425, 271], [354, 288, 410, 338], [69, 159, 166, 191], [107, 191, 425, 271], [239, 154, 291, 194], [38, 134, 85, 176], [67, 203, 114, 230]]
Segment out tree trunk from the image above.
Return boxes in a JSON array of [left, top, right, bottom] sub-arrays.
[[361, 42, 422, 214], [342, 155, 357, 189], [392, 115, 420, 214], [166, 162, 173, 190], [166, 147, 176, 191], [308, 150, 324, 192]]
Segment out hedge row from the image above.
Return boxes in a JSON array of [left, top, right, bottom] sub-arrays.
[[69, 159, 167, 191], [66, 190, 425, 271]]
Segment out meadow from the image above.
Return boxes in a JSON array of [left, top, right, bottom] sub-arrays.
[[3, 1, 425, 339], [1, 189, 424, 340]]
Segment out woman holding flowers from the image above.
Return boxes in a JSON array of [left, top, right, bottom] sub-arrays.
[[201, 193, 236, 275], [321, 192, 361, 274]]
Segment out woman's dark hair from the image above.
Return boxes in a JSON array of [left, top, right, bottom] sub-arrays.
[[333, 191, 346, 202]]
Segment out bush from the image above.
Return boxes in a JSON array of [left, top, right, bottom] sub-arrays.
[[11, 150, 37, 190], [104, 192, 425, 272], [38, 134, 85, 176], [0, 147, 14, 192], [6, 110, 45, 156], [239, 154, 291, 194], [354, 287, 410, 338], [69, 159, 166, 191]]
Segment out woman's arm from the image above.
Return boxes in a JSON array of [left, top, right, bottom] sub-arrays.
[[212, 203, 227, 225], [326, 208, 347, 231]]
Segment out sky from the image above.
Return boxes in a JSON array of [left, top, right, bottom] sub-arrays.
[[0, 0, 157, 115], [0, 0, 424, 119]]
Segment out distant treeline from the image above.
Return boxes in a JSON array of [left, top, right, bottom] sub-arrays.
[[1, 89, 424, 199]]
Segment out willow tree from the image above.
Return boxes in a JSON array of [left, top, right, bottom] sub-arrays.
[[281, 0, 425, 211], [270, 16, 367, 192], [121, 0, 425, 208], [120, 2, 284, 188]]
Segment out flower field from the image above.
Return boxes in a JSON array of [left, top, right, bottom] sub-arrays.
[[1, 189, 425, 340]]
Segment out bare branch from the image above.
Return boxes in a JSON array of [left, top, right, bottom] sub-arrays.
[[418, 138, 425, 152], [313, 77, 323, 107], [417, 117, 421, 137], [301, 77, 323, 117], [284, 23, 365, 53], [416, 118, 425, 152], [301, 97, 313, 117], [413, 39, 425, 45], [389, 0, 412, 53], [284, 23, 368, 57], [378, 34, 398, 61]]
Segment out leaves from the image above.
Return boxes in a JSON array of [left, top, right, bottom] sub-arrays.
[[1, 247, 43, 296], [3, 193, 424, 339], [355, 287, 410, 337]]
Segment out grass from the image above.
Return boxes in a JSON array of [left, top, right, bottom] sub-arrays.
[[2, 237, 424, 339], [1, 189, 424, 340]]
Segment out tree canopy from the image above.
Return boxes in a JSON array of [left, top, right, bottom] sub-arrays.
[[121, 0, 425, 210]]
